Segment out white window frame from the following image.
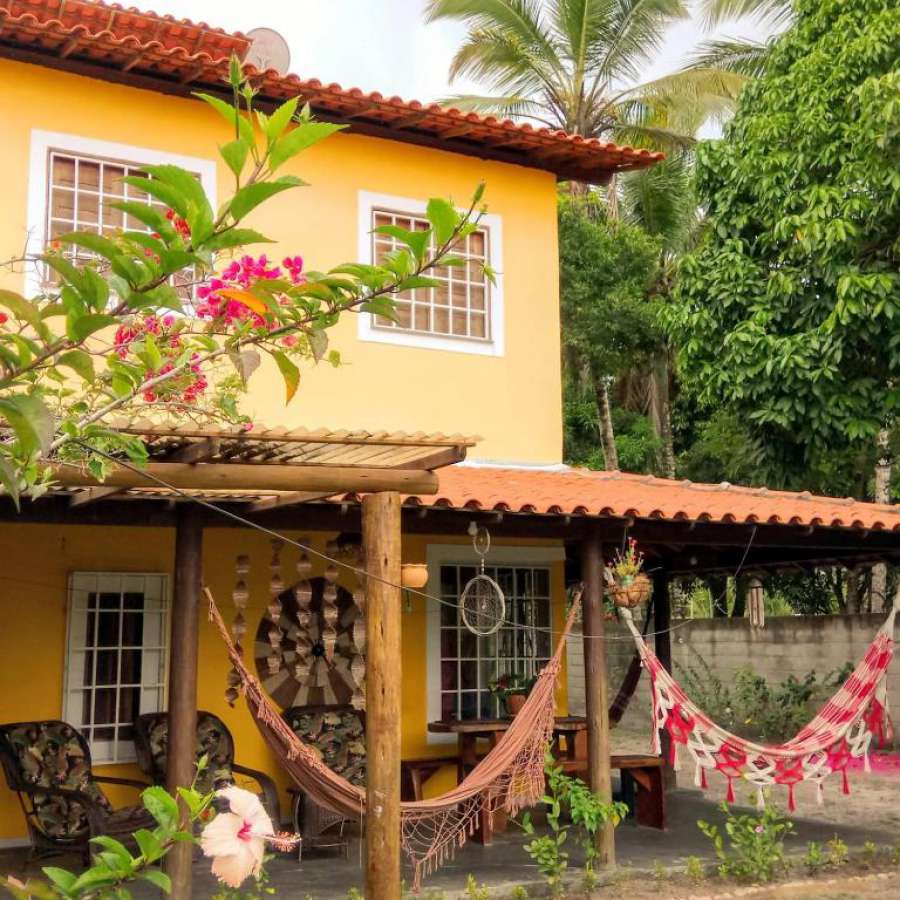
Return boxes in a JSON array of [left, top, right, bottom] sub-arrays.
[[63, 572, 170, 765], [357, 191, 505, 357], [425, 543, 564, 745], [26, 130, 217, 298]]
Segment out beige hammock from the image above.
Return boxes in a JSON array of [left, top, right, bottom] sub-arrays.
[[206, 586, 581, 889]]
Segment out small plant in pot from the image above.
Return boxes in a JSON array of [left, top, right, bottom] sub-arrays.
[[606, 538, 652, 609], [490, 672, 537, 716]]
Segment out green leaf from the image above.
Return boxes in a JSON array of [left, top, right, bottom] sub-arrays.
[[141, 869, 172, 892], [270, 349, 300, 403], [268, 121, 345, 170], [89, 835, 134, 866], [57, 231, 122, 263], [41, 867, 78, 891], [229, 177, 305, 221], [57, 349, 95, 383], [141, 785, 180, 829], [220, 138, 251, 177], [121, 176, 185, 217], [142, 165, 210, 218], [228, 348, 261, 384], [203, 229, 274, 253], [68, 314, 117, 342], [0, 393, 54, 457], [107, 200, 173, 237], [308, 328, 328, 362], [265, 97, 299, 143], [426, 198, 458, 245], [132, 828, 163, 863], [0, 458, 21, 510], [374, 225, 429, 261], [195, 92, 255, 144], [0, 290, 42, 328]]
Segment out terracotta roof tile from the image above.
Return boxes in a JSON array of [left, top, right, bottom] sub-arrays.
[[395, 466, 900, 532], [0, 0, 663, 183]]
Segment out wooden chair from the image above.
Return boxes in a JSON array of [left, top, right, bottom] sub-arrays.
[[0, 720, 152, 864], [133, 711, 280, 823], [400, 756, 460, 801], [281, 704, 365, 858]]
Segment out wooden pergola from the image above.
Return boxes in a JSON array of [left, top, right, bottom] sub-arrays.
[[4, 427, 899, 898], [29, 422, 477, 900]]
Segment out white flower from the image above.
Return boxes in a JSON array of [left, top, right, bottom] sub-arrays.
[[201, 786, 294, 888]]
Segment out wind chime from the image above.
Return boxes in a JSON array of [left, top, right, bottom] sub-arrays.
[[266, 540, 286, 675], [225, 554, 251, 707]]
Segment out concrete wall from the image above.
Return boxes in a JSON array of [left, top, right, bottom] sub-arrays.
[[566, 613, 900, 733]]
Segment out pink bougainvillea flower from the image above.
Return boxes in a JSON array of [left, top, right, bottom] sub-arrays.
[[0, 312, 7, 325], [201, 787, 298, 888]]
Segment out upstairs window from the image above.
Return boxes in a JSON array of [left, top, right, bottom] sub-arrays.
[[358, 192, 504, 357], [372, 209, 491, 341], [27, 131, 216, 300], [64, 573, 169, 764]]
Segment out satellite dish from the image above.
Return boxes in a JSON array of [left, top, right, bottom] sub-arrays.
[[245, 27, 291, 75]]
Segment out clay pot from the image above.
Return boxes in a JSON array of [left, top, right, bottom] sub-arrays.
[[505, 693, 528, 716], [609, 572, 652, 609]]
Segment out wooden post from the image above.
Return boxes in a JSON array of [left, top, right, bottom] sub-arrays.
[[166, 505, 203, 900], [580, 531, 615, 866], [362, 492, 402, 899], [652, 566, 674, 787]]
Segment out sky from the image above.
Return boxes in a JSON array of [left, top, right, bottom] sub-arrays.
[[145, 0, 774, 109]]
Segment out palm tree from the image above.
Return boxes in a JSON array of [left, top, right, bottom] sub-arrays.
[[424, 0, 745, 153], [691, 0, 793, 76]]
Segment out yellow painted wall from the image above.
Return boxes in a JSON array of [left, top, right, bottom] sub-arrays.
[[0, 59, 563, 465], [0, 524, 568, 840]]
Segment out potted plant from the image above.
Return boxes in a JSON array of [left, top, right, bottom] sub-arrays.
[[606, 538, 652, 609], [490, 672, 538, 716]]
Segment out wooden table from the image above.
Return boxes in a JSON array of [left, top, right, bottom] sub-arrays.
[[427, 717, 589, 844]]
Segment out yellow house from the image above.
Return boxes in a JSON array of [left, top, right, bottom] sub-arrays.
[[0, 0, 664, 853], [4, 7, 896, 895]]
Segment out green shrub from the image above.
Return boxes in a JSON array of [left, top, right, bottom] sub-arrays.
[[698, 799, 794, 883]]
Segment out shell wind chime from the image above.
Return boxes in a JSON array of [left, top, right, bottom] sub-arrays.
[[225, 555, 251, 706], [265, 540, 285, 676]]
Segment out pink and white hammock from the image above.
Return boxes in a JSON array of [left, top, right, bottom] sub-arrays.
[[619, 596, 898, 812]]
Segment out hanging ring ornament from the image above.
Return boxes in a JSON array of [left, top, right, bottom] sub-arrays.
[[460, 525, 506, 637]]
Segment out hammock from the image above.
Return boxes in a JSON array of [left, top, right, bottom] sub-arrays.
[[206, 587, 582, 890], [618, 595, 898, 813]]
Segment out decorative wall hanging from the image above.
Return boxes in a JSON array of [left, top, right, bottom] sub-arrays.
[[460, 524, 506, 636], [226, 555, 251, 706], [255, 576, 364, 709]]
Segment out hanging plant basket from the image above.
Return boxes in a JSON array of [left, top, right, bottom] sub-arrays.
[[608, 572, 652, 609]]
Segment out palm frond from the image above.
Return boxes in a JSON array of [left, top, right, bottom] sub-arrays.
[[689, 38, 774, 78], [436, 93, 564, 128], [695, 0, 793, 29]]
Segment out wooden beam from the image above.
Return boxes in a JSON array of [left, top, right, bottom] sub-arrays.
[[652, 566, 673, 788], [69, 438, 221, 507], [248, 490, 339, 513], [48, 462, 439, 495], [165, 505, 203, 900], [580, 531, 615, 866], [362, 492, 402, 899]]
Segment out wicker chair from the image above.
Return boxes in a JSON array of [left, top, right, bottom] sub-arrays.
[[281, 704, 366, 858], [0, 720, 152, 864], [133, 711, 281, 823]]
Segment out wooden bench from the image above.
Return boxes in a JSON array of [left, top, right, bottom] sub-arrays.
[[400, 756, 460, 802], [558, 753, 666, 829]]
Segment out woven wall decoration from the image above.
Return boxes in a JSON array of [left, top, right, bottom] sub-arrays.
[[255, 576, 363, 709]]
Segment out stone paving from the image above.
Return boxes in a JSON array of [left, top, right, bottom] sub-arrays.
[[2, 786, 898, 898]]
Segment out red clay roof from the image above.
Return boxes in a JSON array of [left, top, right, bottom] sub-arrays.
[[0, 0, 664, 183], [398, 466, 900, 532]]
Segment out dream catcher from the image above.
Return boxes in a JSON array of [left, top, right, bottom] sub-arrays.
[[460, 524, 506, 636]]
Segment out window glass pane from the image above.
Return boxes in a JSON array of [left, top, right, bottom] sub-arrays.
[[437, 563, 551, 721], [66, 573, 168, 762], [370, 207, 491, 341]]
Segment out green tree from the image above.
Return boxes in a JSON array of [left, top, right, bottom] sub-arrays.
[[559, 196, 661, 469], [667, 0, 899, 462]]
